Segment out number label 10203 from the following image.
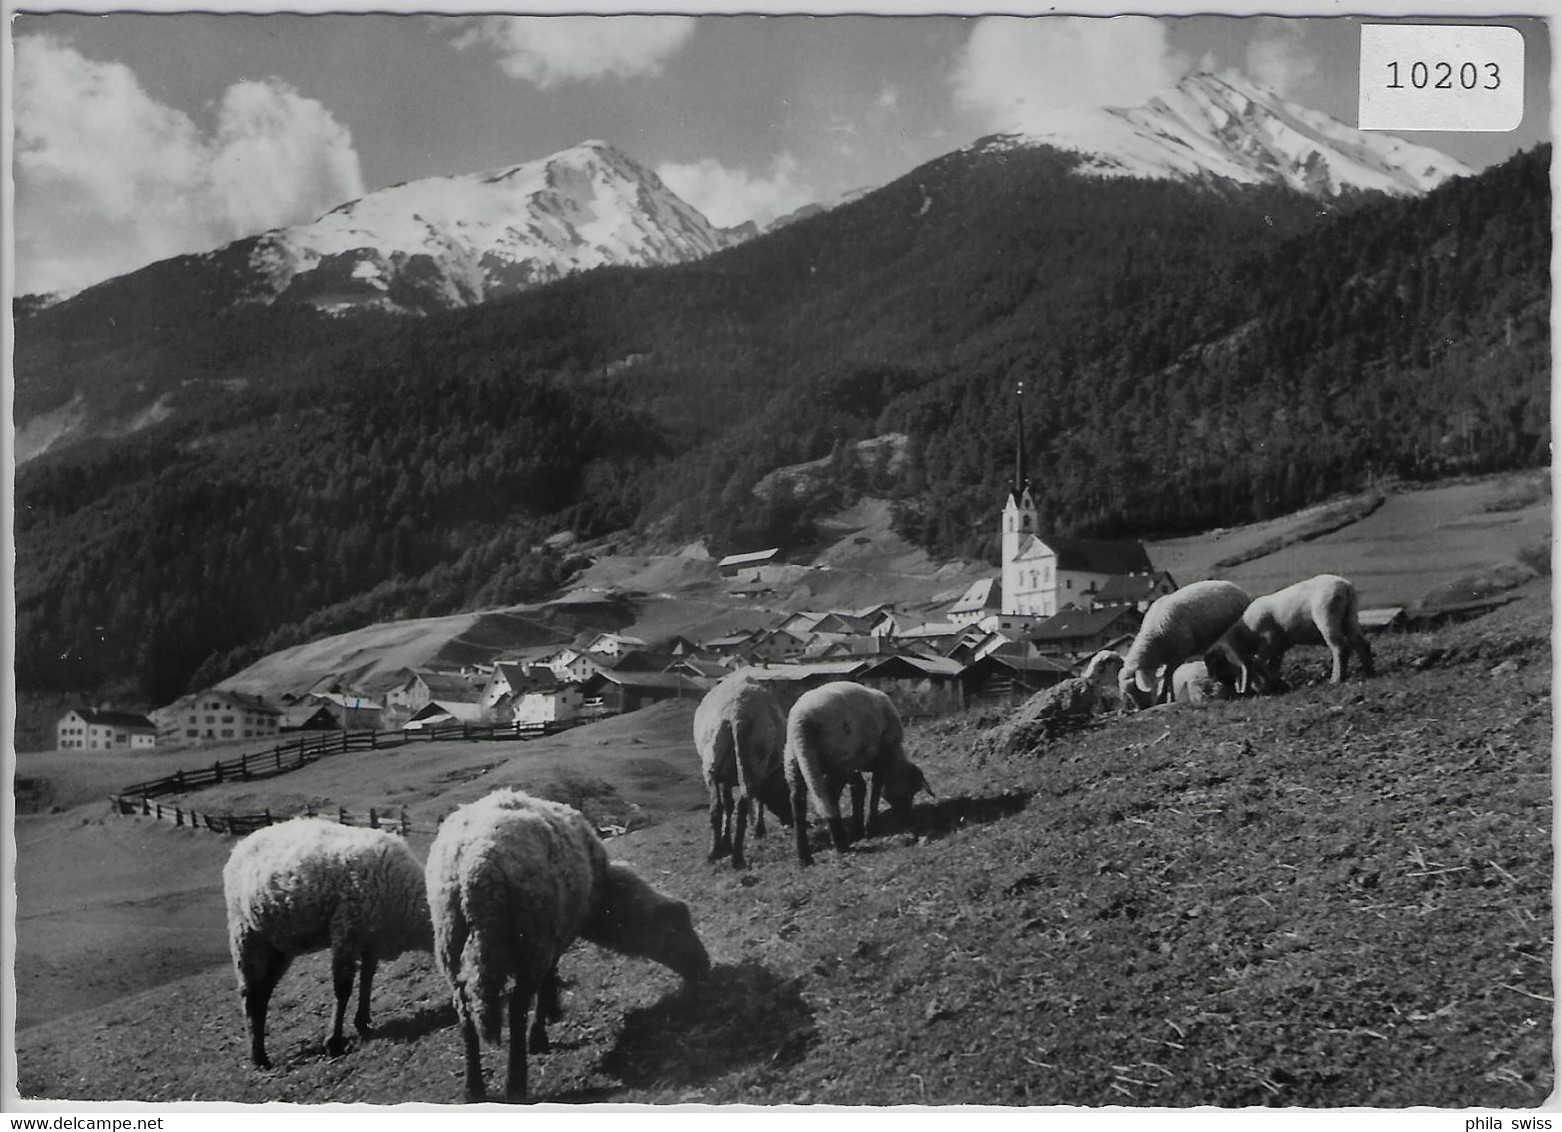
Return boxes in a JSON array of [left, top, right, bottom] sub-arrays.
[[1386, 60, 1500, 91], [1359, 24, 1524, 132]]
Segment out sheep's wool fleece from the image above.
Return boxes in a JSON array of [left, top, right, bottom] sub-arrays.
[[1126, 580, 1252, 690], [786, 681, 901, 776], [223, 819, 428, 959], [694, 674, 786, 784], [425, 792, 607, 1033]]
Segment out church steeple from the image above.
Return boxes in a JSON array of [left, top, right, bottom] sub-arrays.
[[1011, 380, 1028, 503]]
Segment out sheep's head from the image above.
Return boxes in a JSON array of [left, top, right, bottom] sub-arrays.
[[882, 761, 934, 821], [1117, 666, 1155, 711], [594, 863, 711, 981]]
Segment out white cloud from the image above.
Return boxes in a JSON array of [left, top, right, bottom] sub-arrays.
[[950, 16, 1189, 133], [655, 153, 815, 230], [1245, 23, 1321, 99], [14, 35, 363, 296], [450, 16, 695, 88]]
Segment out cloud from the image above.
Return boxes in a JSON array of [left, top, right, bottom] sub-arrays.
[[13, 35, 363, 296], [449, 16, 695, 88], [950, 16, 1189, 133], [655, 153, 815, 230], [1245, 23, 1321, 99]]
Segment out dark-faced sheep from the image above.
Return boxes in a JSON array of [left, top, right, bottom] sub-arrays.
[[222, 818, 433, 1069], [424, 790, 710, 1102], [1209, 573, 1374, 690], [784, 681, 932, 866], [693, 673, 790, 869], [1119, 580, 1254, 709]]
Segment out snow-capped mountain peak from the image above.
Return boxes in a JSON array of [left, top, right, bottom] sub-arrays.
[[237, 138, 747, 314], [981, 69, 1472, 197]]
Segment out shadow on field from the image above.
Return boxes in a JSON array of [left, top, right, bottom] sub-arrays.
[[375, 1001, 459, 1043], [913, 787, 1034, 840], [562, 961, 814, 1098]]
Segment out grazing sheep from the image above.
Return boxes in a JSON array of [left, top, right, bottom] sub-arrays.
[[222, 818, 433, 1069], [693, 673, 790, 870], [1210, 573, 1374, 690], [1119, 580, 1253, 709], [1170, 659, 1237, 704], [425, 790, 710, 1102], [784, 681, 932, 866], [1081, 649, 1126, 690]]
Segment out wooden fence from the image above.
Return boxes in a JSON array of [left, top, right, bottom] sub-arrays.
[[106, 717, 588, 838]]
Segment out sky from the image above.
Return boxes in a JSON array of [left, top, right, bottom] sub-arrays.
[[8, 9, 1553, 297]]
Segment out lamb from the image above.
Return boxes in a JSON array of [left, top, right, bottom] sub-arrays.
[[1208, 573, 1374, 690], [425, 789, 710, 1102], [693, 673, 791, 870], [783, 681, 933, 866], [1081, 649, 1126, 689], [1119, 580, 1253, 710], [1170, 659, 1237, 704], [222, 818, 433, 1069]]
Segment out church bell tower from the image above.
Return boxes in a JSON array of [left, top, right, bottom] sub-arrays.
[[1001, 381, 1037, 615]]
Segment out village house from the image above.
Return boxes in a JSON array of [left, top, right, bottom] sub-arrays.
[[278, 703, 340, 732], [854, 655, 965, 718], [1089, 570, 1180, 612], [56, 708, 157, 751], [577, 669, 713, 715], [947, 577, 1003, 626], [305, 691, 386, 731], [383, 669, 484, 720], [746, 628, 807, 664], [960, 654, 1076, 708], [717, 547, 780, 577], [1029, 606, 1145, 659], [152, 690, 281, 743], [508, 680, 586, 728], [582, 632, 649, 658]]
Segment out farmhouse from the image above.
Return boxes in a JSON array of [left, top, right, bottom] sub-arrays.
[[947, 577, 1003, 626], [854, 655, 965, 718], [508, 680, 585, 727], [56, 709, 157, 751], [1029, 606, 1144, 659], [384, 669, 483, 719], [305, 692, 386, 731], [717, 547, 780, 577], [577, 669, 713, 715], [153, 690, 281, 743], [960, 654, 1075, 708], [1091, 570, 1179, 612]]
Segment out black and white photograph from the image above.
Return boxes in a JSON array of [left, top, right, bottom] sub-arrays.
[[5, 0, 1554, 1111]]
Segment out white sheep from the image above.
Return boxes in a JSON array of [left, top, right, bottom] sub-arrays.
[[1170, 659, 1237, 704], [783, 681, 932, 866], [693, 673, 790, 870], [425, 789, 711, 1102], [1119, 580, 1253, 709], [1209, 573, 1374, 690], [1081, 649, 1126, 688], [222, 818, 433, 1069]]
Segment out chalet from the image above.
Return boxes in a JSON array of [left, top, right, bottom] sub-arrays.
[[481, 661, 558, 712], [718, 548, 780, 577], [154, 690, 281, 743], [384, 670, 483, 719], [56, 709, 157, 751], [278, 704, 339, 732], [961, 654, 1075, 708], [947, 577, 1003, 626], [607, 650, 682, 674], [777, 610, 827, 636], [402, 700, 486, 730], [1090, 570, 1179, 612], [800, 633, 899, 660], [1029, 607, 1144, 659], [509, 680, 585, 727], [307, 692, 386, 731], [700, 630, 761, 657], [731, 660, 870, 709], [664, 656, 732, 680], [577, 670, 713, 715], [582, 632, 649, 658], [747, 628, 807, 664], [854, 655, 965, 718], [870, 611, 923, 638], [651, 634, 703, 656]]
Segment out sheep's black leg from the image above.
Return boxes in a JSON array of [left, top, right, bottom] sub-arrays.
[[461, 1015, 486, 1102], [754, 804, 767, 838], [1157, 666, 1175, 704], [242, 945, 292, 1069], [328, 949, 357, 1056], [790, 772, 814, 866], [866, 773, 884, 837], [354, 951, 378, 1035], [505, 985, 535, 1103], [1356, 635, 1375, 678], [528, 966, 560, 1053]]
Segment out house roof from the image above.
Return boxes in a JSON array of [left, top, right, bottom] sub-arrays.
[[665, 657, 731, 678], [411, 671, 483, 703], [1094, 569, 1178, 603], [702, 633, 759, 650], [1357, 607, 1408, 629], [1030, 607, 1142, 641], [1019, 536, 1155, 575], [732, 660, 869, 682], [963, 654, 1076, 676], [897, 620, 966, 639], [69, 709, 156, 730], [858, 655, 965, 680], [718, 547, 780, 569], [310, 692, 385, 711], [582, 670, 714, 693], [279, 704, 337, 728], [205, 689, 282, 715], [948, 577, 1003, 614]]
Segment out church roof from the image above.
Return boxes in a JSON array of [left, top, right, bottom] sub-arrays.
[[948, 577, 1002, 614], [1030, 536, 1154, 575], [1095, 570, 1178, 603]]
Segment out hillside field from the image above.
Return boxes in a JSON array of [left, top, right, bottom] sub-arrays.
[[11, 583, 1551, 1107]]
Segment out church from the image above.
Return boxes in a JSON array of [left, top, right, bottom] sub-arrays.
[[949, 385, 1175, 626]]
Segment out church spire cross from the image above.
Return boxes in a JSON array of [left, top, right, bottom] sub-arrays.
[[1013, 380, 1029, 499]]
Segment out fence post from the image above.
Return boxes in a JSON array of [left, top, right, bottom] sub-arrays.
[[241, 755, 250, 780], [265, 808, 273, 827], [340, 731, 349, 754], [214, 760, 224, 784], [371, 731, 378, 750], [275, 749, 282, 773], [156, 804, 162, 820], [175, 770, 185, 792], [369, 807, 379, 830], [175, 807, 183, 826], [339, 807, 349, 825], [142, 796, 151, 816], [401, 811, 410, 836]]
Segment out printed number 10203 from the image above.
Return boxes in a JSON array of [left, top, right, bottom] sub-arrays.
[[1386, 60, 1500, 90]]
